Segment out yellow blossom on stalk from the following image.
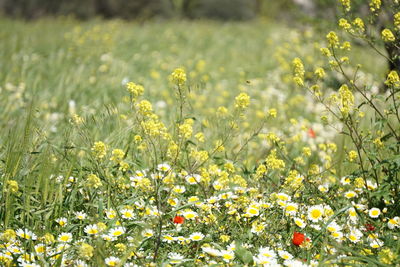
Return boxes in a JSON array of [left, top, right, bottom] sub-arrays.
[[87, 174, 102, 188], [338, 84, 354, 115], [126, 82, 144, 98], [137, 100, 153, 116], [382, 29, 395, 42], [292, 57, 305, 86], [171, 68, 187, 86], [79, 243, 94, 259], [265, 149, 285, 170], [179, 118, 194, 139], [110, 149, 124, 163], [6, 180, 18, 193], [348, 150, 358, 162], [395, 12, 400, 29], [92, 141, 107, 159], [326, 31, 339, 48], [195, 132, 205, 142], [314, 67, 325, 79], [353, 18, 365, 32], [341, 41, 351, 50], [1, 229, 16, 241], [320, 47, 331, 57], [217, 106, 228, 116], [71, 114, 84, 125], [340, 0, 351, 11], [385, 70, 400, 87], [339, 18, 351, 31], [268, 108, 277, 117], [379, 249, 397, 265], [235, 92, 250, 109], [369, 0, 381, 12]]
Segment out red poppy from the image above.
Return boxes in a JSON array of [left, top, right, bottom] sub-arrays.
[[365, 223, 375, 232], [173, 215, 185, 224], [292, 232, 308, 246], [308, 128, 316, 139]]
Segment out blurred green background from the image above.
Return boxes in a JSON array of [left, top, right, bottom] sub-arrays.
[[0, 0, 347, 21]]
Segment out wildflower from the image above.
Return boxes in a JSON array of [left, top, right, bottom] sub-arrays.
[[369, 0, 381, 12], [120, 208, 135, 220], [91, 141, 107, 159], [245, 204, 260, 217], [109, 227, 125, 237], [370, 239, 384, 248], [378, 249, 396, 265], [169, 252, 184, 264], [368, 208, 381, 218], [382, 29, 395, 42], [202, 246, 222, 257], [278, 250, 293, 260], [87, 174, 102, 188], [84, 224, 99, 235], [353, 18, 365, 32], [326, 31, 339, 47], [189, 232, 204, 241], [234, 92, 250, 109], [388, 217, 400, 229], [105, 256, 120, 266], [16, 229, 37, 240], [344, 191, 357, 199], [347, 228, 363, 243], [385, 70, 400, 87], [285, 202, 298, 216], [395, 12, 400, 29], [79, 243, 94, 259], [126, 82, 144, 98], [56, 217, 68, 227], [292, 232, 308, 247], [220, 250, 235, 262], [294, 217, 306, 228], [157, 163, 171, 172], [57, 233, 72, 243], [171, 68, 186, 86], [183, 210, 198, 220], [142, 229, 154, 238], [340, 0, 350, 11], [6, 180, 19, 193], [110, 149, 124, 163], [307, 205, 324, 222], [137, 100, 153, 116], [173, 215, 185, 224], [339, 84, 354, 115]]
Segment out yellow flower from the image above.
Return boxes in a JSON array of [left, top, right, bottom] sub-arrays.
[[369, 0, 381, 12], [234, 92, 250, 109], [87, 174, 102, 188], [340, 0, 351, 11], [385, 70, 400, 87], [348, 150, 358, 162], [6, 180, 19, 193], [171, 68, 187, 86], [137, 100, 153, 116], [326, 31, 339, 48], [382, 29, 395, 42], [92, 141, 107, 159], [126, 82, 144, 98]]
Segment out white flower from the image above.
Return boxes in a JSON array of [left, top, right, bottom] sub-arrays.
[[220, 250, 235, 262], [183, 210, 198, 220], [388, 217, 400, 229], [258, 247, 277, 258], [202, 246, 222, 257], [109, 227, 125, 237], [57, 233, 73, 243], [142, 229, 154, 238], [84, 224, 99, 235], [284, 202, 298, 215], [294, 217, 306, 228], [168, 253, 184, 264], [185, 174, 202, 184], [307, 205, 324, 222], [368, 208, 381, 218], [344, 191, 357, 199], [189, 232, 204, 241], [157, 163, 171, 172], [173, 185, 186, 194], [75, 211, 87, 220], [278, 250, 293, 260], [120, 208, 135, 220], [16, 229, 37, 240], [326, 221, 342, 233], [347, 228, 363, 243], [105, 256, 121, 266], [369, 239, 384, 248]]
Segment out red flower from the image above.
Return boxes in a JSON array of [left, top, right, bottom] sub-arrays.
[[173, 215, 185, 224], [365, 223, 375, 232], [292, 232, 308, 246], [308, 128, 316, 139]]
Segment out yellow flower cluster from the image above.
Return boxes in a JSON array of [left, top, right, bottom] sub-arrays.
[[352, 18, 365, 32], [385, 70, 400, 87], [6, 180, 19, 193], [171, 68, 187, 86], [126, 82, 144, 99], [382, 29, 395, 42], [369, 0, 381, 12], [137, 100, 153, 116], [179, 119, 194, 139], [92, 141, 107, 159], [338, 84, 354, 116], [234, 92, 250, 109], [87, 174, 102, 188], [292, 57, 305, 86], [340, 0, 351, 11], [326, 31, 339, 48], [265, 149, 285, 170], [395, 12, 400, 29]]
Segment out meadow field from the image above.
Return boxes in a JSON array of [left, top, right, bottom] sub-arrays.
[[0, 11, 399, 267]]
